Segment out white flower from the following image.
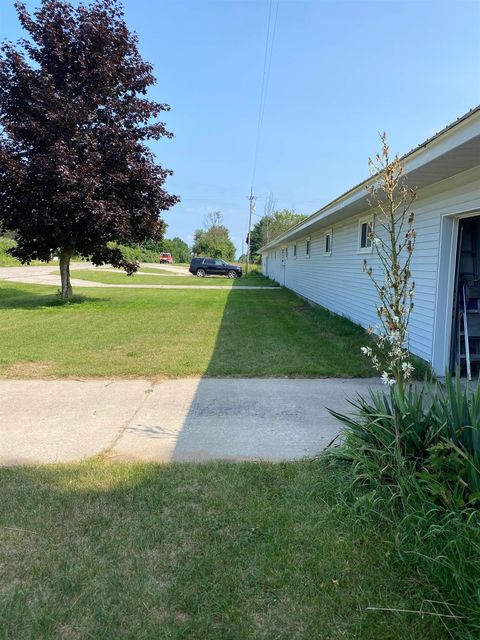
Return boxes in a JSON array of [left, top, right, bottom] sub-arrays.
[[381, 372, 395, 386], [388, 330, 401, 343], [361, 346, 373, 357], [402, 361, 414, 379], [392, 315, 399, 323]]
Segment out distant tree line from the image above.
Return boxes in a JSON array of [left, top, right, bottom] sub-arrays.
[[138, 236, 192, 263], [249, 207, 308, 262], [192, 212, 236, 262]]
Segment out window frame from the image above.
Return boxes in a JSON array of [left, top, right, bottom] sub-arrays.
[[323, 229, 332, 256], [306, 236, 311, 258], [357, 216, 374, 254], [293, 243, 297, 258]]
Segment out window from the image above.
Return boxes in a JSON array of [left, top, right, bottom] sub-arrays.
[[285, 247, 288, 259], [306, 237, 311, 257], [293, 244, 297, 258], [358, 217, 373, 252], [204, 258, 215, 265], [323, 230, 332, 256]]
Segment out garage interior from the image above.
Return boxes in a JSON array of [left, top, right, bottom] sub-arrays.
[[451, 215, 480, 379]]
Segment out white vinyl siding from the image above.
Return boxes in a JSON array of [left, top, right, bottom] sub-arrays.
[[262, 166, 480, 368]]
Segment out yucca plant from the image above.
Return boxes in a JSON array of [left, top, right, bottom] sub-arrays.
[[330, 373, 480, 506], [329, 383, 439, 484], [421, 372, 480, 507], [329, 135, 480, 511]]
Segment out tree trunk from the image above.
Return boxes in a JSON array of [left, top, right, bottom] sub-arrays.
[[59, 248, 74, 300]]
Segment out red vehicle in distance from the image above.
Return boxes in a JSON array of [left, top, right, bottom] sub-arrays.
[[159, 252, 173, 264]]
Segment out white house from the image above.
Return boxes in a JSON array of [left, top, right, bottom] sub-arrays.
[[260, 107, 480, 375]]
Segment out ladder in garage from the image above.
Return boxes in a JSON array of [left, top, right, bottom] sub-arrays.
[[459, 280, 480, 380]]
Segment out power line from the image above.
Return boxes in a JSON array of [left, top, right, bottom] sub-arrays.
[[251, 0, 279, 191], [246, 0, 279, 271]]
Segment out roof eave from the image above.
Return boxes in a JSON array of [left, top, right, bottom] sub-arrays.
[[259, 105, 480, 253]]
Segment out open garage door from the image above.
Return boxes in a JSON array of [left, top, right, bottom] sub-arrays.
[[451, 216, 480, 379]]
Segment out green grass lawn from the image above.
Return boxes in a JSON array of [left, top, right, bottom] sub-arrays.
[[68, 269, 279, 286], [0, 282, 376, 378], [0, 458, 450, 640], [136, 266, 187, 275]]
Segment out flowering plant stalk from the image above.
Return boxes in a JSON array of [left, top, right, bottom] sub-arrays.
[[361, 134, 416, 462]]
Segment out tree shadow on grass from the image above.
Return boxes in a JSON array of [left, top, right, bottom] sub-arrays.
[[0, 461, 452, 640], [145, 286, 378, 464], [0, 287, 108, 310]]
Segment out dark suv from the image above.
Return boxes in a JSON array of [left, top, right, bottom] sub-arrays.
[[189, 257, 242, 278]]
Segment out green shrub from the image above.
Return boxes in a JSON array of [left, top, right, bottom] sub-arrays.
[[0, 236, 20, 265], [330, 374, 480, 506], [422, 374, 480, 507], [108, 242, 159, 264], [329, 383, 439, 484], [329, 374, 480, 634]]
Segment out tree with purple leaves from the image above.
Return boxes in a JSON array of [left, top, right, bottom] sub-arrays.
[[0, 0, 178, 299]]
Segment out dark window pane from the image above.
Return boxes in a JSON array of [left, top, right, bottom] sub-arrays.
[[361, 223, 367, 247]]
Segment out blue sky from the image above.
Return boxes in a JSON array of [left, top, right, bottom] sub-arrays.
[[2, 0, 480, 256]]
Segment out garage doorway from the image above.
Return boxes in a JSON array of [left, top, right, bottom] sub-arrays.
[[451, 215, 480, 377]]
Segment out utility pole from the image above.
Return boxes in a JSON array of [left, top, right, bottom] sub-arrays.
[[245, 188, 256, 276]]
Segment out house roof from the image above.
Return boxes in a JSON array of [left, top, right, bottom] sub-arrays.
[[260, 105, 480, 252]]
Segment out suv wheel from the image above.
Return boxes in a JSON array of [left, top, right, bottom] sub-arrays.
[[196, 268, 206, 278], [227, 270, 237, 279]]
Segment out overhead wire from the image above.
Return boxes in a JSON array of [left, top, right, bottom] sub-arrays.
[[250, 0, 279, 192]]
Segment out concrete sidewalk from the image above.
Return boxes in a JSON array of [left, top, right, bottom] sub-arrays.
[[0, 377, 379, 466]]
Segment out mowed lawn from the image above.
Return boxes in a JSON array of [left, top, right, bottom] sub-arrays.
[[131, 266, 186, 275], [0, 281, 375, 378], [0, 458, 449, 640], [68, 269, 279, 286]]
